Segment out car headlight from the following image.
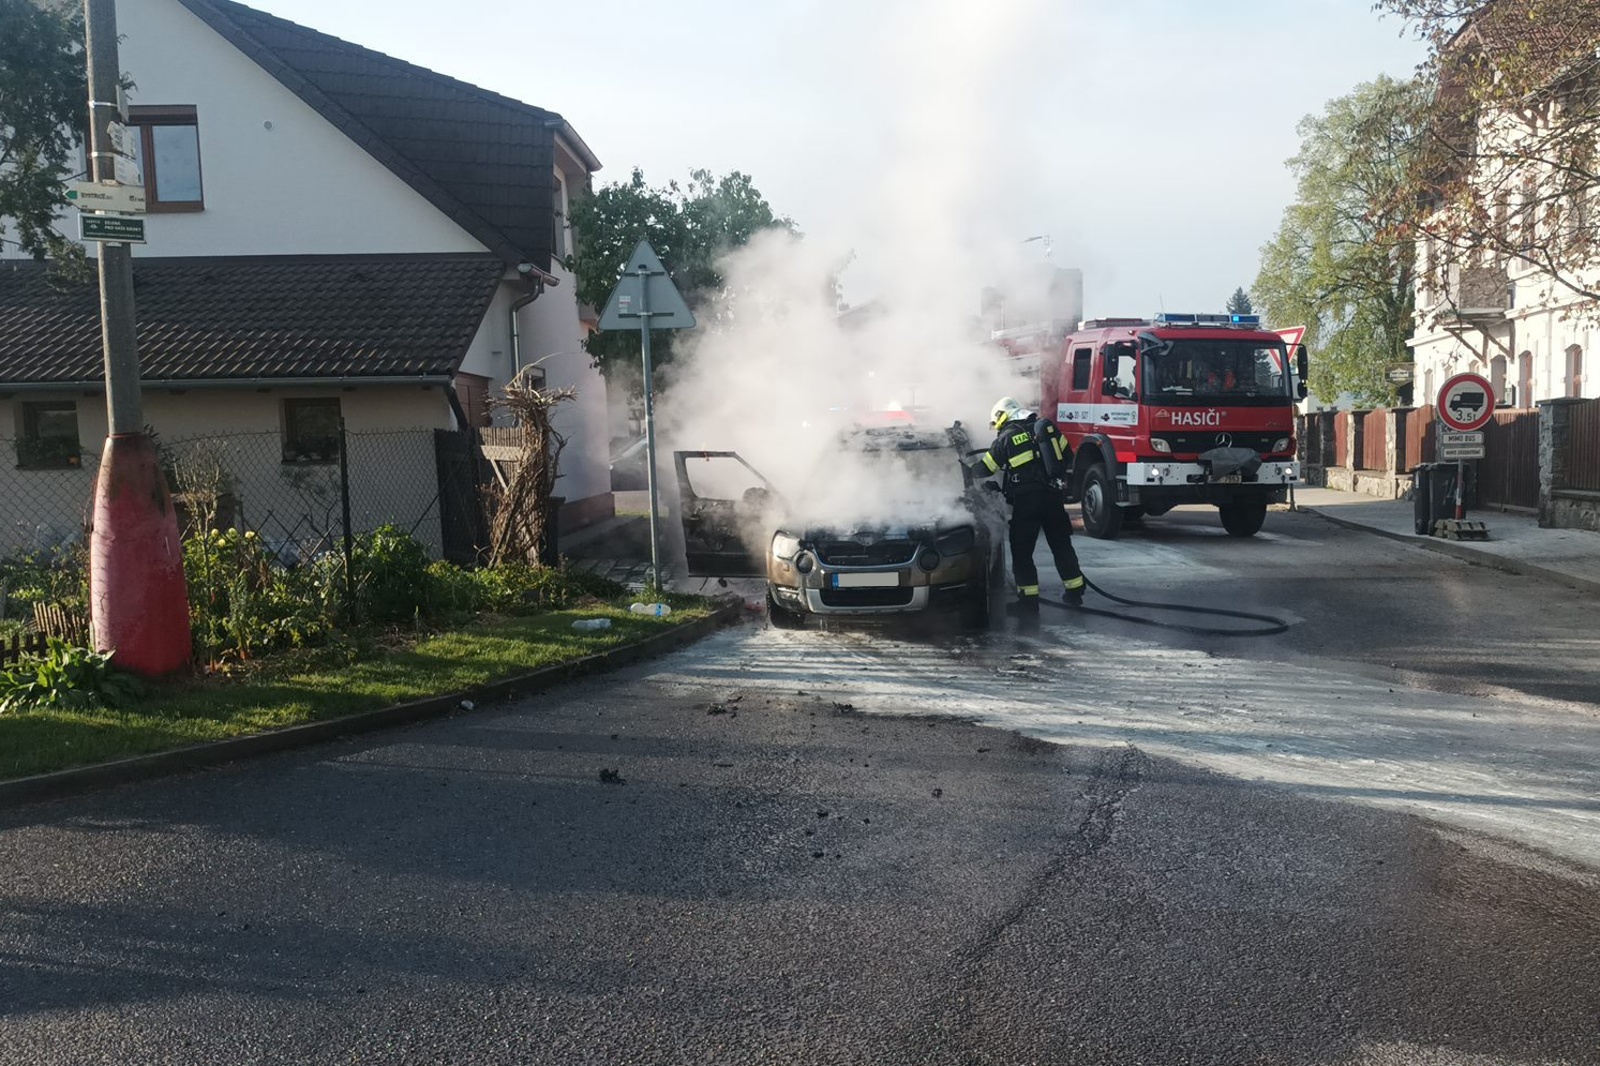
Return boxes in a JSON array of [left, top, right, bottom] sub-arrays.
[[794, 552, 815, 575], [935, 527, 975, 554], [1151, 438, 1172, 453], [918, 550, 941, 572], [771, 532, 802, 560], [1272, 437, 1291, 453]]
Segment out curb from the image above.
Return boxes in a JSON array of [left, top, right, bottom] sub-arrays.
[[0, 600, 747, 809], [1303, 507, 1600, 597]]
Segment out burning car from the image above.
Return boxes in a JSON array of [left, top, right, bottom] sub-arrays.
[[673, 423, 1005, 628]]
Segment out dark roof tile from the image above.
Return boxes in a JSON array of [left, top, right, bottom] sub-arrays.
[[0, 254, 503, 384], [175, 0, 582, 270]]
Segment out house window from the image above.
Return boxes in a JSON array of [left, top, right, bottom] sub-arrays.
[[1070, 348, 1092, 391], [1569, 344, 1586, 398], [553, 170, 571, 260], [1518, 351, 1534, 407], [281, 398, 342, 464], [1490, 354, 1507, 405], [127, 106, 204, 212], [15, 401, 82, 469]]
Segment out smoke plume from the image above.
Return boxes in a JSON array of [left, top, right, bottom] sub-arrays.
[[655, 0, 1057, 541]]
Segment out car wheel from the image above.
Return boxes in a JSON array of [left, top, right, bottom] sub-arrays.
[[1218, 496, 1268, 537], [767, 589, 805, 629], [1080, 464, 1124, 540]]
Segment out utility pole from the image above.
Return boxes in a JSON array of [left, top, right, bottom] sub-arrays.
[[84, 0, 191, 675]]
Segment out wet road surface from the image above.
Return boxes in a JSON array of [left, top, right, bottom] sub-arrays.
[[1, 506, 1597, 1063]]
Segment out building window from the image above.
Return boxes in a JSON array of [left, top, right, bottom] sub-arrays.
[[281, 398, 342, 464], [127, 105, 204, 212], [15, 401, 82, 469], [553, 170, 571, 260], [1518, 351, 1533, 408], [1490, 354, 1507, 405], [1070, 348, 1092, 391], [1569, 344, 1586, 398]]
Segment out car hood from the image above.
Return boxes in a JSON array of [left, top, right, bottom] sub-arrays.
[[778, 517, 974, 542]]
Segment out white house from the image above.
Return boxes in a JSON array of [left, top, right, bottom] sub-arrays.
[[1407, 6, 1598, 409], [0, 0, 612, 557]]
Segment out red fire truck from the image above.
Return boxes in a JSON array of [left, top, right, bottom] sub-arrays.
[[1032, 312, 1309, 539]]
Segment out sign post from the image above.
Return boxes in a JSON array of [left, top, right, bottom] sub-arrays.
[[598, 241, 696, 592], [1436, 372, 1495, 523]]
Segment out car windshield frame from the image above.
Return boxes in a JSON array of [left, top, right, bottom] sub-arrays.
[[1138, 333, 1293, 407]]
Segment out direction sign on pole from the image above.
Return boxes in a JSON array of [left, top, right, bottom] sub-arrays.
[[598, 240, 697, 592], [80, 212, 146, 244], [66, 181, 146, 214], [112, 153, 141, 186], [1436, 372, 1495, 432]]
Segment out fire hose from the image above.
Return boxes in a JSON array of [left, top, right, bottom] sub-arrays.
[[1035, 578, 1291, 637]]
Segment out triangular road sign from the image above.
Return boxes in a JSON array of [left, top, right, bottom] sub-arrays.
[[598, 240, 696, 331]]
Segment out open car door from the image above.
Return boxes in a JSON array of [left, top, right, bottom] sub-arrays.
[[672, 451, 782, 578]]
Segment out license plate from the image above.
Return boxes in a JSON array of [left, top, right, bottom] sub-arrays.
[[833, 572, 900, 588], [1213, 474, 1243, 484]]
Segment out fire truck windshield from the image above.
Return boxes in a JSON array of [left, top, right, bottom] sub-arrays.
[[1139, 335, 1291, 406]]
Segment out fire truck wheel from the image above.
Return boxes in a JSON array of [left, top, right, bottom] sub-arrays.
[[767, 589, 806, 629], [1080, 465, 1124, 540], [1218, 496, 1269, 537]]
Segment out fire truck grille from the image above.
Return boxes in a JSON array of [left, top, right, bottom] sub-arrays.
[[819, 587, 916, 609], [1156, 432, 1283, 454], [815, 540, 919, 567]]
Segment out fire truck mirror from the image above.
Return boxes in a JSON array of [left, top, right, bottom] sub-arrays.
[[1295, 344, 1309, 382]]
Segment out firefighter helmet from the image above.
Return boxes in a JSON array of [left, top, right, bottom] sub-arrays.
[[990, 396, 1023, 429]]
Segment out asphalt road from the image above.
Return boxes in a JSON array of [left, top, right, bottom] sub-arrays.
[[1, 506, 1598, 1063]]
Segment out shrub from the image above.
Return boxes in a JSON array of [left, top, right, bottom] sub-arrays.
[[424, 560, 483, 619], [346, 525, 433, 624], [0, 544, 89, 619], [185, 528, 333, 663], [0, 640, 144, 713], [470, 564, 624, 614]]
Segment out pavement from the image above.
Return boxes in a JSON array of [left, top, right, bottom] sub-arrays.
[[1292, 486, 1600, 595]]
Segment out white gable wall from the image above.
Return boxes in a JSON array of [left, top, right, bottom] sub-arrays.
[[109, 0, 488, 258]]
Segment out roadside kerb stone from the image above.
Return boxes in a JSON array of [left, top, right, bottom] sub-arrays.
[[1304, 507, 1600, 598], [0, 599, 746, 808]]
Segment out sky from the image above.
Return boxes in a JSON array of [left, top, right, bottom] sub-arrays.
[[237, 0, 1427, 320]]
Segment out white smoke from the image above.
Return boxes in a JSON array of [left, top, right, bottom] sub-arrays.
[[655, 0, 1058, 540]]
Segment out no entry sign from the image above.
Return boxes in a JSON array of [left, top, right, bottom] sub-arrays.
[[1436, 373, 1494, 432]]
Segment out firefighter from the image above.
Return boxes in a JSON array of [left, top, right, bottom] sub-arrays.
[[975, 397, 1086, 621]]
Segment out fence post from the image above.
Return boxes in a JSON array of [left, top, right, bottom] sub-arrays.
[[339, 417, 355, 621], [1537, 398, 1574, 528], [1386, 409, 1401, 475]]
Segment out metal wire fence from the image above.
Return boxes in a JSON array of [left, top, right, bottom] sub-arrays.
[[0, 426, 476, 565]]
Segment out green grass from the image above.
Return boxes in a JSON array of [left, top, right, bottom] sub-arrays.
[[0, 600, 712, 781]]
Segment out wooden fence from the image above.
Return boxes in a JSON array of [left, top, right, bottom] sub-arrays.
[[1400, 406, 1434, 472], [0, 630, 49, 668], [1477, 410, 1542, 511], [1359, 410, 1388, 471], [1563, 400, 1600, 492]]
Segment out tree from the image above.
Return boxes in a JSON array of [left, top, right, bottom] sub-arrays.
[[0, 0, 87, 265], [1253, 76, 1432, 404], [1375, 0, 1600, 311], [567, 168, 794, 384], [1225, 287, 1253, 315]]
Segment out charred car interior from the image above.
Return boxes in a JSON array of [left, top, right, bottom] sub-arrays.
[[674, 424, 1006, 628]]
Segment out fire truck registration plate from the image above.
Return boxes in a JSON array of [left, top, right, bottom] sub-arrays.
[[834, 572, 900, 588], [1213, 474, 1243, 484]]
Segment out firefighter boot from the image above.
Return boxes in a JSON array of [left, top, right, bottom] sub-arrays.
[[1063, 577, 1085, 608], [1009, 590, 1041, 631]]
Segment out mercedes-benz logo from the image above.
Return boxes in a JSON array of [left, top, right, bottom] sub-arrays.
[[1215, 433, 1233, 448]]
